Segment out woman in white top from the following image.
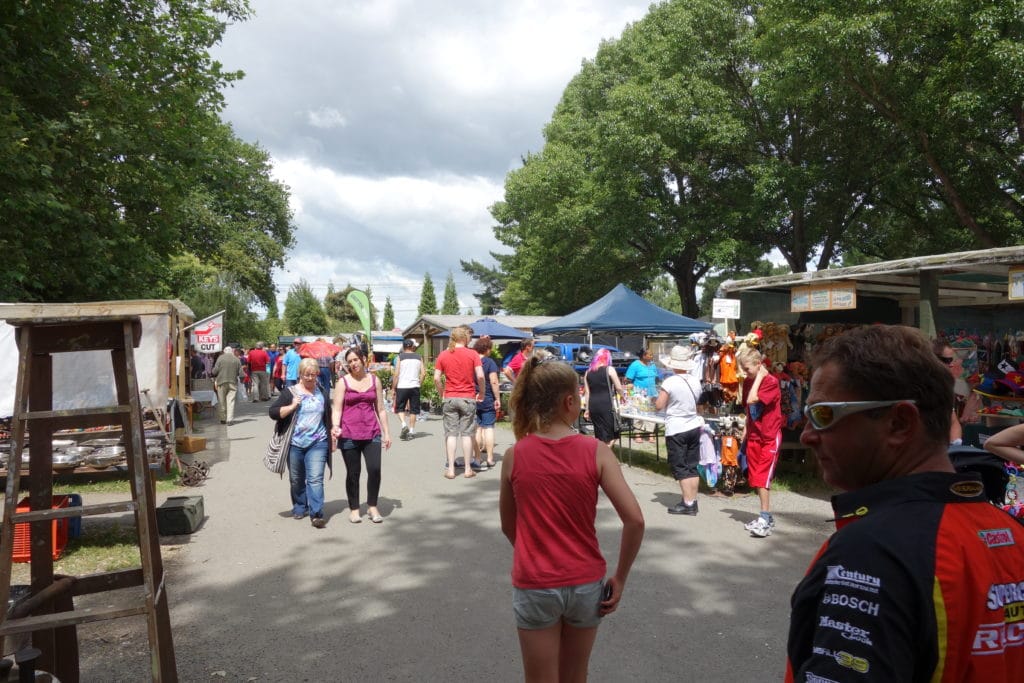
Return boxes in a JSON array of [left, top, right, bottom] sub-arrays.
[[655, 345, 705, 516]]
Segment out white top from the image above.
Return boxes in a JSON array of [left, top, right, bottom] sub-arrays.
[[395, 352, 423, 388], [660, 373, 704, 436]]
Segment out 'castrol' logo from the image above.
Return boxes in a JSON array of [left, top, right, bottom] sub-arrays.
[[978, 528, 1015, 548]]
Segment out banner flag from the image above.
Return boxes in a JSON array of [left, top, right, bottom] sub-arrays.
[[190, 311, 225, 353], [346, 290, 373, 349]]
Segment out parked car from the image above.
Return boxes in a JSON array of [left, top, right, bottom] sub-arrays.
[[532, 343, 636, 375]]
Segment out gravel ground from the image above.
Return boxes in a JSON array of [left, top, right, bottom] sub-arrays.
[[67, 396, 835, 681]]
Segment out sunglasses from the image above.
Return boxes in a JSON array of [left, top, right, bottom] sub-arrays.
[[804, 400, 916, 430], [936, 355, 955, 365]]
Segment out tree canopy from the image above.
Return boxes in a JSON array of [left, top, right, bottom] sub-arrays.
[[0, 0, 295, 312], [417, 273, 438, 316], [485, 0, 1024, 317], [441, 271, 460, 314]]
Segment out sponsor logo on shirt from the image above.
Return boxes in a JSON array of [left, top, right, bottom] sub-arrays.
[[824, 565, 882, 594], [806, 673, 839, 683], [987, 581, 1024, 610], [950, 480, 985, 497], [812, 646, 870, 673], [978, 528, 1015, 548], [972, 621, 1024, 655], [819, 616, 874, 645], [822, 592, 880, 616]]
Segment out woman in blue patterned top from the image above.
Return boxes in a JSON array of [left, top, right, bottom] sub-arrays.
[[270, 358, 333, 528]]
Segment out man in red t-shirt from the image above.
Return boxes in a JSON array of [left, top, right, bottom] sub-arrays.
[[435, 325, 485, 479], [247, 341, 271, 402]]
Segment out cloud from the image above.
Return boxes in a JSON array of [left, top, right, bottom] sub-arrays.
[[212, 0, 652, 328]]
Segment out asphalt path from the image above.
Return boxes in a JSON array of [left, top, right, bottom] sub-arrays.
[[78, 393, 836, 681]]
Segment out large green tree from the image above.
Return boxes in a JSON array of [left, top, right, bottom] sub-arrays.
[[441, 271, 460, 314], [759, 0, 1024, 251], [284, 280, 328, 336], [460, 258, 504, 315], [0, 0, 296, 309], [417, 273, 438, 316], [382, 296, 395, 330]]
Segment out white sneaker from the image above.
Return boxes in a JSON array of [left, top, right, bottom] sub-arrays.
[[748, 517, 772, 537]]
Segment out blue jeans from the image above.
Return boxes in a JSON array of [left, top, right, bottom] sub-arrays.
[[288, 439, 328, 518]]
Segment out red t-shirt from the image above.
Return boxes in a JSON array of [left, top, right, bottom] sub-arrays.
[[247, 348, 269, 372], [510, 433, 606, 589], [742, 371, 783, 441], [435, 347, 482, 398], [506, 351, 527, 378]]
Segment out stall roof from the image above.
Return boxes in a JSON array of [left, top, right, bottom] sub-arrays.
[[719, 245, 1024, 308], [534, 284, 713, 335], [0, 298, 194, 321], [401, 314, 557, 340]]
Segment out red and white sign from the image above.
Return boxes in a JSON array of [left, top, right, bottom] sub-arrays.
[[191, 313, 224, 353]]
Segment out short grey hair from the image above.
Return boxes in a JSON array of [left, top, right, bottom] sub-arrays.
[[256, 341, 265, 349]]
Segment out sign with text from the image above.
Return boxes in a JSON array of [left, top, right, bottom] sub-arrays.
[[712, 298, 741, 319], [791, 283, 858, 312], [1010, 266, 1024, 301], [190, 312, 224, 353]]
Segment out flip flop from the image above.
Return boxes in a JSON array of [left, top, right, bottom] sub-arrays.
[[464, 471, 476, 478], [444, 472, 456, 480], [368, 512, 383, 523]]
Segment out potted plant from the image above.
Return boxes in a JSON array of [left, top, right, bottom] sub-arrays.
[[420, 362, 440, 413]]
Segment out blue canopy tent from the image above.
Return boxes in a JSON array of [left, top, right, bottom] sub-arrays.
[[533, 284, 712, 338]]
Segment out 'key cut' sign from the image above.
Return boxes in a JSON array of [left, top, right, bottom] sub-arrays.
[[190, 312, 224, 353]]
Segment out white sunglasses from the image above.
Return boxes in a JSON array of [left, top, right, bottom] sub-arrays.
[[804, 400, 916, 430]]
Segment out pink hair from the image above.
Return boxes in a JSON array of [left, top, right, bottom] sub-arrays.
[[589, 348, 612, 371]]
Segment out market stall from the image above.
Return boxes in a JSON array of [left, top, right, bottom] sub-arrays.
[[0, 299, 195, 474]]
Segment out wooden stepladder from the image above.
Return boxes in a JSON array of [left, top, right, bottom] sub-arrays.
[[0, 315, 177, 681]]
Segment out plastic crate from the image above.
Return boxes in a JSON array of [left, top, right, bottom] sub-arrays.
[[14, 495, 71, 563]]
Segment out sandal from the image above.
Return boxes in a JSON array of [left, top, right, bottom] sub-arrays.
[[464, 471, 476, 478], [349, 512, 362, 524], [444, 472, 456, 480], [368, 512, 383, 523]]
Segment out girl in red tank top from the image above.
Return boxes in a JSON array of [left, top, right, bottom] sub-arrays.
[[499, 354, 645, 682]]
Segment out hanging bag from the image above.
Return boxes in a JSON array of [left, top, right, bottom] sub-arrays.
[[605, 367, 623, 434], [264, 412, 297, 477]]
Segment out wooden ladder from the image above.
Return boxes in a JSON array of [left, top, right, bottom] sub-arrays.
[[0, 316, 177, 681]]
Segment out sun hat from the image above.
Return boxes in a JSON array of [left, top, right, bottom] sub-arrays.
[[660, 345, 696, 371]]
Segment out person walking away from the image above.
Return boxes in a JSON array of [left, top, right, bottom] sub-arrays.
[[502, 338, 535, 382], [499, 355, 644, 683], [270, 358, 333, 528], [212, 345, 242, 425], [735, 341, 782, 537], [248, 341, 271, 402], [237, 347, 251, 401], [655, 345, 705, 516], [435, 325, 485, 479], [583, 349, 625, 447], [787, 324, 1024, 681], [332, 347, 391, 524], [266, 343, 280, 396], [394, 338, 425, 440], [283, 342, 302, 387], [312, 338, 334, 393], [472, 336, 502, 469]]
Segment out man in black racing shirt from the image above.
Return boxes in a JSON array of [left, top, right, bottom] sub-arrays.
[[786, 325, 1024, 682]]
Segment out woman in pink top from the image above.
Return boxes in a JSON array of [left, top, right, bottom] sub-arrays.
[[499, 355, 644, 682], [332, 347, 392, 524]]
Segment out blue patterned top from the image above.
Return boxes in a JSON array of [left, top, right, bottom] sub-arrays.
[[291, 391, 328, 448]]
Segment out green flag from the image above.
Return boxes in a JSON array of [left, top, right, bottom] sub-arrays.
[[346, 289, 373, 350]]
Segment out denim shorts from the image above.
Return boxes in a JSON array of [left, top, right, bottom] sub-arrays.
[[512, 580, 604, 630]]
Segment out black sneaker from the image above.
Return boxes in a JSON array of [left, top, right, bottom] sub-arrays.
[[311, 517, 326, 529], [667, 500, 698, 516]]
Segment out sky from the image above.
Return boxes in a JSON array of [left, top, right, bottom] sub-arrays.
[[210, 0, 652, 329]]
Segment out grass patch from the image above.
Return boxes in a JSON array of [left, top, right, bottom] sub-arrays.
[[46, 466, 186, 495], [615, 443, 834, 497], [10, 523, 142, 584]]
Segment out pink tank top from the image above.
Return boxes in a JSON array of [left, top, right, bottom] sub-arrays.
[[510, 433, 606, 589], [340, 376, 380, 440]]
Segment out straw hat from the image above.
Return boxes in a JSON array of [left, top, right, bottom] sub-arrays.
[[660, 345, 696, 371]]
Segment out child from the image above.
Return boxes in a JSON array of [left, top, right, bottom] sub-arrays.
[[499, 354, 644, 682]]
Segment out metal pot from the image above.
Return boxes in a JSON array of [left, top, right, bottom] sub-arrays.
[[62, 446, 95, 458], [86, 451, 125, 469], [52, 452, 82, 471], [82, 438, 122, 448], [52, 439, 76, 449]]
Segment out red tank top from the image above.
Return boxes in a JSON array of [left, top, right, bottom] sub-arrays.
[[510, 433, 606, 589]]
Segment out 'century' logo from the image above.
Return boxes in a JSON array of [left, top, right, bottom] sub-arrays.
[[824, 565, 882, 594]]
